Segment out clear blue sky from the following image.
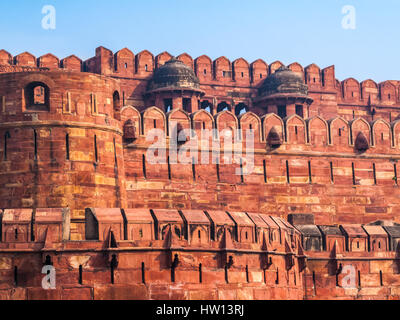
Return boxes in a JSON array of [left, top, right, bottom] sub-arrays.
[[0, 0, 398, 82]]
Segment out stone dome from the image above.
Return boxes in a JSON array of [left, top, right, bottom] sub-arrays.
[[147, 58, 201, 93], [259, 66, 308, 98]]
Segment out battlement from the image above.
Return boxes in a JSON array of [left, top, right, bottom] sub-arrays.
[[0, 208, 399, 300], [1, 48, 399, 108], [1, 46, 400, 300], [1, 208, 399, 256], [0, 50, 82, 73]]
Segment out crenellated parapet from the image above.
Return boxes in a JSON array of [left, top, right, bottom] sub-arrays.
[[1, 46, 400, 300], [289, 213, 400, 253], [1, 48, 399, 111], [0, 208, 307, 300]]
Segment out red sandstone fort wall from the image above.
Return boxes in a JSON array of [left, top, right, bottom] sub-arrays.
[[122, 105, 400, 230], [0, 47, 400, 300]]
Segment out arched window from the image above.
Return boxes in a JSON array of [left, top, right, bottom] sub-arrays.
[[182, 98, 191, 112], [164, 99, 173, 113], [24, 82, 50, 111], [235, 103, 248, 116], [123, 119, 137, 142], [201, 100, 213, 113], [217, 102, 231, 113]]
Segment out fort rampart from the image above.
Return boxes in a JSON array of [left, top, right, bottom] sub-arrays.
[[0, 47, 399, 300]]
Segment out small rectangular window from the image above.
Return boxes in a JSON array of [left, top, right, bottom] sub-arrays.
[[278, 105, 287, 119], [66, 134, 70, 160], [263, 159, 267, 183], [34, 129, 38, 161], [94, 135, 98, 163], [79, 265, 83, 285], [295, 105, 303, 118], [168, 156, 171, 180], [164, 99, 173, 113], [64, 92, 71, 113], [286, 160, 290, 183], [113, 138, 118, 167], [183, 98, 191, 112], [142, 154, 147, 179], [0, 96, 5, 113], [142, 262, 146, 284], [3, 131, 10, 161], [192, 157, 196, 181], [240, 158, 244, 183], [91, 93, 97, 114]]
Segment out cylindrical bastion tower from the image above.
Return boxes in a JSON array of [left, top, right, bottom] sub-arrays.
[[0, 70, 126, 238]]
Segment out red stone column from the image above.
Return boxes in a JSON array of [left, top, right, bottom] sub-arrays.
[[286, 103, 296, 117], [268, 105, 278, 115], [172, 93, 182, 110], [155, 94, 163, 110], [191, 95, 199, 113]]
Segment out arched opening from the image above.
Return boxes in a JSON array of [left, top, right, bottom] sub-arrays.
[[164, 98, 173, 113], [24, 82, 50, 111], [123, 119, 137, 142], [277, 105, 287, 119], [267, 127, 282, 149], [201, 100, 213, 113], [113, 91, 121, 120], [217, 102, 231, 113], [182, 98, 191, 112], [354, 132, 369, 153], [295, 105, 304, 118], [235, 103, 249, 116]]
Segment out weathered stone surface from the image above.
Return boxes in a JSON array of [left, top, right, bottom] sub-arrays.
[[0, 46, 399, 300]]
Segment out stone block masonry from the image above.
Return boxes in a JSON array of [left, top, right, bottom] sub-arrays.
[[0, 46, 399, 300]]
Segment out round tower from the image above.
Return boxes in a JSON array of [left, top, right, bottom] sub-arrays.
[[0, 70, 126, 237]]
